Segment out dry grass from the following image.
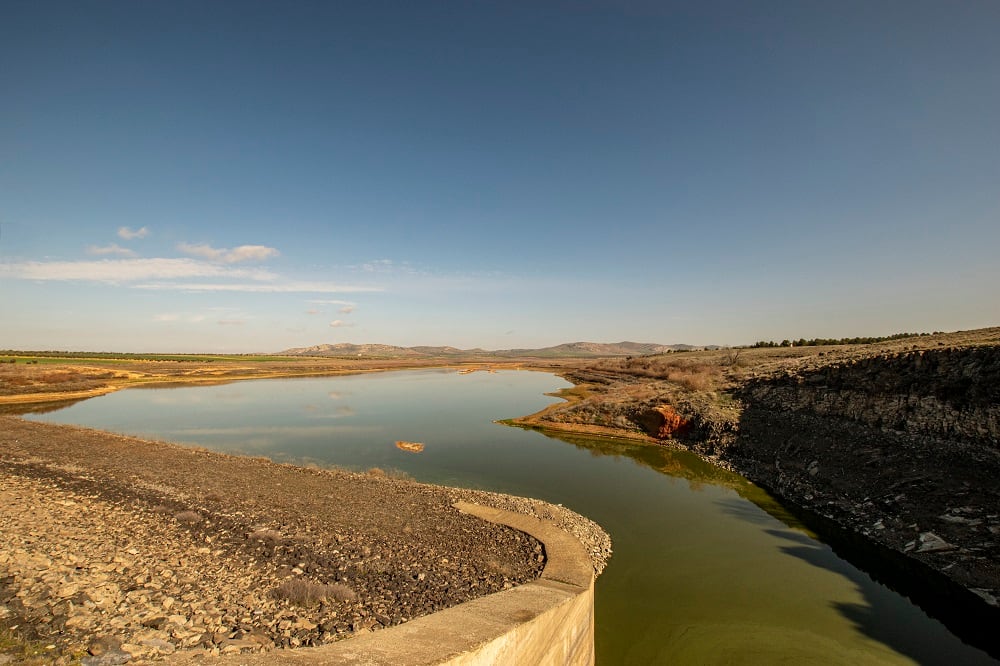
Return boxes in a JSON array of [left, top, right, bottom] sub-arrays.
[[484, 556, 519, 578], [248, 528, 284, 545], [272, 578, 356, 606], [173, 510, 202, 524], [365, 467, 414, 481], [36, 371, 82, 384], [0, 363, 120, 398], [593, 356, 723, 391]]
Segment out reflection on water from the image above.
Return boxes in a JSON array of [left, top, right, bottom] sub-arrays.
[[24, 370, 996, 664], [536, 429, 815, 536]]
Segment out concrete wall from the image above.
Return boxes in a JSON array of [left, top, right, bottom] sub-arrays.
[[168, 502, 597, 666], [435, 503, 595, 666]]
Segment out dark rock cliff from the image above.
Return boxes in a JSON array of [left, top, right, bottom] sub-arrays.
[[738, 347, 1000, 447], [724, 346, 1000, 654]]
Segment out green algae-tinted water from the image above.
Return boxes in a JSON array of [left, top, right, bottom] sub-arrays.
[[26, 369, 995, 664]]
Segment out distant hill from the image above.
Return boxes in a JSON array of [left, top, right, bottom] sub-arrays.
[[280, 341, 703, 359], [280, 343, 426, 357], [492, 341, 695, 358]]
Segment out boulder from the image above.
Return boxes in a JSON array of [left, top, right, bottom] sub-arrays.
[[636, 405, 692, 439]]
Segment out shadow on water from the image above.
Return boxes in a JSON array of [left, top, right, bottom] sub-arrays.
[[719, 498, 997, 664], [768, 501, 999, 663], [537, 427, 999, 663], [529, 427, 814, 534]]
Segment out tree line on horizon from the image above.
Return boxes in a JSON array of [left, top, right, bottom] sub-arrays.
[[748, 332, 938, 349]]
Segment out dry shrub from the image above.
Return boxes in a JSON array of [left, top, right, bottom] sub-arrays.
[[1, 375, 33, 387], [665, 366, 716, 391], [384, 468, 414, 481], [484, 556, 517, 578], [173, 510, 202, 524], [248, 528, 284, 545], [273, 579, 356, 606], [38, 371, 80, 384], [364, 467, 414, 481]]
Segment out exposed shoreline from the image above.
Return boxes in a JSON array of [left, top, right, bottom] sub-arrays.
[[0, 417, 610, 664], [0, 359, 560, 411]]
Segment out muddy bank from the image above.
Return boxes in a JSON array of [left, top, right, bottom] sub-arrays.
[[0, 417, 610, 664]]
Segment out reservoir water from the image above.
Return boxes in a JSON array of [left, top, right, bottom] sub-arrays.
[[26, 369, 995, 664]]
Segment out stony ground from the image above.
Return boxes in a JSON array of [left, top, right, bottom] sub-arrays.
[[0, 417, 610, 665]]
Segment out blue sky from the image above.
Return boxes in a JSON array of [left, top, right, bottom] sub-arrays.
[[2, 1, 998, 352]]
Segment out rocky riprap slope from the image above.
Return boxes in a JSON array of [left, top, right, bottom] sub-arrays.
[[723, 345, 1000, 650], [0, 417, 610, 665]]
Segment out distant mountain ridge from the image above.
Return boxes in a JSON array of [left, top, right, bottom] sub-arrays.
[[280, 341, 703, 359]]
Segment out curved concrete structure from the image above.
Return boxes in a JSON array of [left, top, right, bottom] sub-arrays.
[[168, 502, 596, 665]]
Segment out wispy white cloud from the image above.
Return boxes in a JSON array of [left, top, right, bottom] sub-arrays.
[[355, 258, 427, 277], [135, 281, 381, 294], [118, 226, 150, 240], [0, 258, 383, 295], [329, 320, 355, 328], [361, 259, 395, 273], [0, 258, 275, 283], [305, 299, 357, 313], [155, 307, 246, 325], [177, 242, 279, 264], [153, 313, 207, 323], [306, 309, 320, 315], [87, 243, 136, 257]]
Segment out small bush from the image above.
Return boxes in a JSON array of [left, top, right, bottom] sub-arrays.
[[38, 371, 80, 384], [248, 528, 283, 545], [273, 579, 357, 606], [173, 510, 202, 524]]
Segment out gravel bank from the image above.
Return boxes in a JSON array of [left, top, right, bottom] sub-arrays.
[[0, 417, 610, 664]]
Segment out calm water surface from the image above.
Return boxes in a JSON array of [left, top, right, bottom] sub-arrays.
[[27, 369, 995, 664]]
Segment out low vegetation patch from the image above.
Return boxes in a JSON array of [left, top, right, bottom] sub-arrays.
[[0, 363, 120, 398], [0, 619, 83, 665], [173, 510, 202, 524], [248, 528, 284, 545], [272, 579, 357, 606], [592, 355, 723, 391]]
